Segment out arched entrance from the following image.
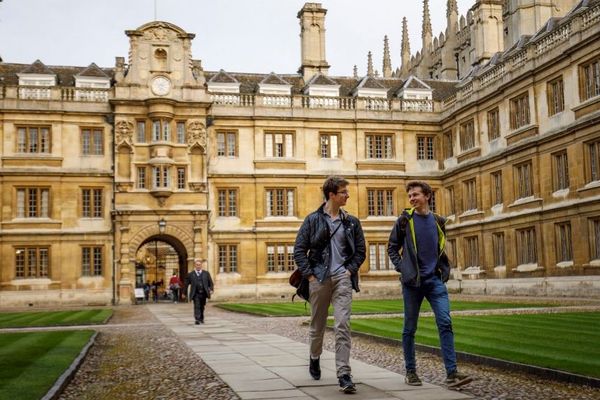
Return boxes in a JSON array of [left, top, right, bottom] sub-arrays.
[[135, 234, 188, 301]]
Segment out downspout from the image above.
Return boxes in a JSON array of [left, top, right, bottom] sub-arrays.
[[107, 112, 117, 306]]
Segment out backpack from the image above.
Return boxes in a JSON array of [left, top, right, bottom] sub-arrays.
[[289, 268, 309, 302]]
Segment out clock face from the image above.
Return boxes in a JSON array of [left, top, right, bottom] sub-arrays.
[[151, 76, 171, 96]]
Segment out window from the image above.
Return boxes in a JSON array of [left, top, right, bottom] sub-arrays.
[[177, 168, 186, 190], [16, 187, 49, 218], [267, 244, 295, 272], [416, 136, 435, 160], [463, 236, 479, 268], [369, 243, 393, 271], [446, 186, 455, 215], [15, 247, 49, 278], [463, 179, 477, 211], [367, 189, 394, 216], [218, 188, 238, 217], [137, 121, 146, 143], [320, 133, 340, 158], [491, 171, 503, 205], [516, 227, 537, 265], [152, 120, 170, 142], [137, 167, 147, 189], [16, 126, 50, 153], [510, 93, 530, 130], [217, 131, 237, 157], [446, 239, 456, 265], [588, 140, 600, 182], [515, 162, 533, 199], [152, 166, 170, 189], [579, 57, 600, 101], [459, 119, 475, 151], [552, 151, 569, 191], [176, 122, 186, 144], [429, 190, 437, 213], [591, 218, 600, 260], [492, 232, 505, 267], [487, 108, 500, 140], [547, 77, 564, 116], [366, 133, 394, 159], [218, 244, 238, 273], [265, 132, 293, 157], [555, 222, 573, 263], [443, 130, 453, 159], [82, 246, 103, 276], [81, 128, 103, 155], [82, 188, 103, 218], [266, 188, 295, 217]]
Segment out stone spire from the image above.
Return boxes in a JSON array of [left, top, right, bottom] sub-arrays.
[[400, 17, 411, 79], [447, 0, 458, 17], [441, 0, 459, 79], [367, 51, 374, 76], [297, 3, 330, 81], [382, 35, 392, 78], [353, 65, 358, 78], [422, 0, 432, 52]]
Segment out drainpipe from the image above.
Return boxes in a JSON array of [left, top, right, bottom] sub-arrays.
[[106, 112, 117, 306]]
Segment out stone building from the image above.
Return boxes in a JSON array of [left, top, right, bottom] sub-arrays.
[[0, 0, 599, 306]]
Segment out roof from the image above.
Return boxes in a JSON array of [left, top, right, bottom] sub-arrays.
[[20, 59, 55, 75], [208, 69, 239, 84], [260, 72, 291, 86], [76, 63, 110, 78], [0, 62, 114, 86]]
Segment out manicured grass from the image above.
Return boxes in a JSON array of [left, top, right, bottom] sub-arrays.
[[217, 299, 555, 317], [0, 309, 112, 328], [0, 330, 95, 399], [348, 312, 600, 378]]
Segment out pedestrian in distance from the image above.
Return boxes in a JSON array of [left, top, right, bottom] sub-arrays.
[[294, 175, 366, 394], [169, 271, 182, 303], [387, 180, 472, 388], [184, 258, 214, 324]]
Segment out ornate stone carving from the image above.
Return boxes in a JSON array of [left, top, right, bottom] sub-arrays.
[[187, 120, 207, 152], [115, 120, 134, 145]]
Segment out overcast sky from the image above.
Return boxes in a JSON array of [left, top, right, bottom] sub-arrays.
[[0, 0, 473, 76]]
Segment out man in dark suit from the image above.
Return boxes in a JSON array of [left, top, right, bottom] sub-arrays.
[[184, 258, 214, 324]]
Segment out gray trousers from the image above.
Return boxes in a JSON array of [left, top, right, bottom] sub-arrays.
[[309, 272, 352, 377]]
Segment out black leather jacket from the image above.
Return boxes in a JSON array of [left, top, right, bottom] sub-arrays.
[[294, 203, 366, 292]]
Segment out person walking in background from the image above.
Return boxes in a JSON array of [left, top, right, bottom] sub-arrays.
[[169, 271, 182, 303], [387, 180, 472, 388], [294, 176, 366, 394], [150, 281, 158, 303], [184, 258, 214, 324]]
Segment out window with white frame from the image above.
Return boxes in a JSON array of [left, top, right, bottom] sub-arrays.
[[266, 188, 295, 217], [320, 133, 340, 158], [137, 167, 147, 189], [369, 243, 393, 271], [16, 126, 51, 153], [217, 131, 237, 157], [177, 167, 186, 189], [137, 121, 146, 143], [366, 133, 393, 159], [267, 243, 295, 272], [367, 189, 394, 216], [176, 122, 186, 144], [152, 166, 170, 189], [17, 187, 49, 218], [15, 247, 49, 278], [265, 132, 293, 157], [152, 120, 171, 142]]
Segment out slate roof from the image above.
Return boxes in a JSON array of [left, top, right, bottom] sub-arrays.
[[260, 72, 291, 85], [76, 62, 110, 78], [208, 69, 239, 84], [20, 59, 55, 75], [0, 61, 114, 86]]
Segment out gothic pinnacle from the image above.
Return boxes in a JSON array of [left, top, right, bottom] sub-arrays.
[[422, 0, 432, 37], [383, 35, 392, 78], [367, 51, 374, 76]]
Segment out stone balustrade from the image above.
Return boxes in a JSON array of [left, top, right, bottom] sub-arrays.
[[535, 23, 571, 56]]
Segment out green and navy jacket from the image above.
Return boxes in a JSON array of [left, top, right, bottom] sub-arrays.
[[387, 207, 451, 287]]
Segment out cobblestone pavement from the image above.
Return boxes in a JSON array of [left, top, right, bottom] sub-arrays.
[[59, 306, 239, 400], [58, 299, 600, 400]]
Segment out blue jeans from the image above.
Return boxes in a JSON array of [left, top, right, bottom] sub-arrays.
[[402, 276, 457, 375]]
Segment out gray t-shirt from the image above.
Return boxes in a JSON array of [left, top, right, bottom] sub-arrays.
[[325, 213, 349, 275]]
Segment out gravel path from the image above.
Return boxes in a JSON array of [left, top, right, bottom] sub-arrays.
[[58, 306, 239, 400], [58, 300, 600, 400]]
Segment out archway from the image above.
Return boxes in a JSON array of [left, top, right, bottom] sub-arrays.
[[135, 234, 188, 302]]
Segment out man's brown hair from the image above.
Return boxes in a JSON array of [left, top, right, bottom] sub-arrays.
[[322, 175, 349, 200], [406, 180, 433, 197]]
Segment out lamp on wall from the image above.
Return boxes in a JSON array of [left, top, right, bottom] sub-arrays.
[[158, 218, 166, 234]]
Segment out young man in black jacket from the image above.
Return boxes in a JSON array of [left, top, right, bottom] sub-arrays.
[[388, 181, 471, 388], [294, 176, 366, 394]]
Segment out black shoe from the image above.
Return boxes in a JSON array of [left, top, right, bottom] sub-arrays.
[[309, 357, 321, 380], [200, 319, 204, 324], [446, 371, 472, 388], [338, 374, 356, 394], [405, 370, 422, 386], [195, 320, 200, 325]]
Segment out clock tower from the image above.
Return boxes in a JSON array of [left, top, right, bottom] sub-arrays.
[[111, 21, 211, 304]]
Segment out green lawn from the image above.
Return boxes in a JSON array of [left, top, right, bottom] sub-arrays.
[[0, 309, 112, 328], [0, 330, 95, 399], [348, 312, 600, 378], [217, 299, 555, 317]]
